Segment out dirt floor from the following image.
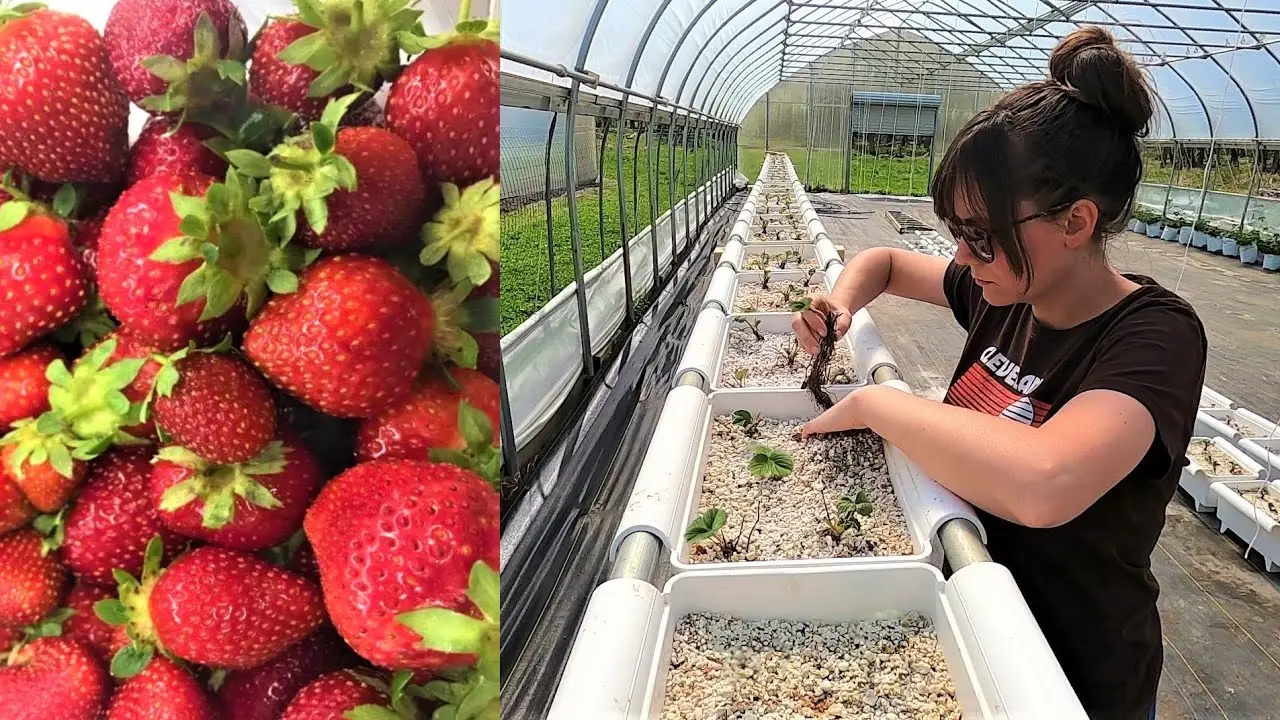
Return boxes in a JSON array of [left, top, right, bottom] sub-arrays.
[[811, 192, 1280, 720]]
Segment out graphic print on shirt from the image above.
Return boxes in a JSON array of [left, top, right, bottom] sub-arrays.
[[945, 346, 1052, 427]]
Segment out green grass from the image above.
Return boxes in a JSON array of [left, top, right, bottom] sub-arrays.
[[500, 134, 715, 334], [738, 147, 932, 196]]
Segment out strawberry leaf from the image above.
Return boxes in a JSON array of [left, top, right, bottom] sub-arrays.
[[0, 200, 32, 232], [110, 643, 153, 679], [93, 599, 128, 626]]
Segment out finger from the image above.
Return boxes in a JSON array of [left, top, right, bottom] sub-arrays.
[[792, 314, 817, 354], [802, 309, 827, 339], [834, 308, 853, 338]]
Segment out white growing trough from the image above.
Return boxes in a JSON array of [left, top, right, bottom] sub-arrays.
[[1211, 480, 1280, 572], [1177, 436, 1265, 512]]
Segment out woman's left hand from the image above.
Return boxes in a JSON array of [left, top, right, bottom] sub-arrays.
[[800, 387, 871, 438]]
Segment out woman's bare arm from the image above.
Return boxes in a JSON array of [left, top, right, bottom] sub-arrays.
[[828, 246, 951, 311]]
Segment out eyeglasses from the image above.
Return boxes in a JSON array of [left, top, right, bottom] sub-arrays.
[[943, 200, 1077, 263]]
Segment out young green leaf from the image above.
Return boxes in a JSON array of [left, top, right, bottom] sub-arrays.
[[748, 445, 793, 479], [684, 508, 727, 543]]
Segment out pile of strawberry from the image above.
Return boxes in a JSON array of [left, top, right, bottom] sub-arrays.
[[0, 0, 502, 718]]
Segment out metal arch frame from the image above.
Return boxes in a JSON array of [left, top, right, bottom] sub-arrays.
[[714, 47, 787, 120], [679, 1, 788, 116], [726, 56, 789, 121], [698, 21, 789, 115], [692, 13, 788, 114], [708, 37, 787, 118]]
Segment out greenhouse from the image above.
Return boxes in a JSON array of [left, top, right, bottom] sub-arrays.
[[498, 1, 1280, 718]]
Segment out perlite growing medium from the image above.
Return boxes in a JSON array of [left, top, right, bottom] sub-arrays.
[[661, 611, 960, 720], [1187, 439, 1250, 475], [721, 323, 856, 389], [745, 252, 820, 271], [734, 276, 825, 313], [690, 416, 912, 563], [1240, 486, 1280, 523]]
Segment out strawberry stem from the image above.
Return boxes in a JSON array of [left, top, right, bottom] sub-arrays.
[[459, 0, 472, 21]]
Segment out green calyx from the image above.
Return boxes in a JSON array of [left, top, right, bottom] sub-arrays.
[[0, 338, 146, 480], [0, 2, 44, 29], [95, 537, 168, 678], [32, 508, 66, 555], [54, 295, 119, 350], [155, 442, 288, 529], [139, 335, 233, 423], [344, 671, 425, 720], [149, 168, 316, 321], [139, 12, 249, 128], [396, 561, 500, 720], [398, 0, 498, 54], [0, 169, 81, 231], [279, 0, 426, 100], [227, 93, 362, 242], [429, 401, 498, 487], [420, 179, 499, 288]]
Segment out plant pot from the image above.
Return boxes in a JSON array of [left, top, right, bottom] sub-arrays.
[[1177, 226, 1194, 245], [1240, 244, 1260, 264], [1191, 231, 1209, 249], [1222, 239, 1239, 257], [1206, 234, 1223, 253], [1160, 225, 1179, 241], [1264, 253, 1280, 271], [1177, 437, 1263, 512], [1146, 222, 1163, 238]]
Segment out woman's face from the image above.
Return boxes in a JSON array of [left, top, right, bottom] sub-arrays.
[[949, 193, 1081, 307]]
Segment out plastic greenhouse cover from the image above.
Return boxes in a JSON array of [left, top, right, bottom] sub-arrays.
[[500, 0, 1280, 138]]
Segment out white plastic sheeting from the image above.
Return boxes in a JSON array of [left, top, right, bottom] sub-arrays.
[[501, 0, 1280, 138], [502, 173, 730, 448]]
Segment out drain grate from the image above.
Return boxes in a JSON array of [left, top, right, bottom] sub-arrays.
[[886, 210, 934, 234]]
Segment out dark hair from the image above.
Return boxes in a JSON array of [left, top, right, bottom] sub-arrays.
[[931, 26, 1154, 283]]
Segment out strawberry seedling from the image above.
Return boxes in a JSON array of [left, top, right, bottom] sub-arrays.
[[684, 505, 760, 561], [731, 410, 761, 438], [734, 317, 764, 342], [748, 444, 793, 481]]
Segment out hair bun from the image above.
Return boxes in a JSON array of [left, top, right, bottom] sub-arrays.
[[1049, 26, 1154, 135]]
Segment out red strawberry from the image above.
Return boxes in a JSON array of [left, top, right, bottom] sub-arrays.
[[153, 351, 276, 464], [0, 638, 111, 720], [237, 113, 426, 251], [127, 117, 230, 186], [355, 368, 499, 484], [0, 444, 88, 513], [0, 343, 60, 429], [97, 172, 256, 351], [150, 431, 322, 551], [0, 529, 67, 631], [62, 580, 117, 662], [217, 626, 359, 720], [303, 460, 499, 671], [61, 447, 185, 586], [104, 655, 220, 720], [0, 210, 90, 357], [101, 540, 325, 671], [94, 331, 167, 441], [248, 5, 423, 123], [69, 211, 107, 282], [0, 471, 35, 534], [0, 624, 17, 653], [386, 19, 498, 190], [280, 670, 402, 720], [0, 8, 129, 183], [243, 255, 434, 419], [104, 0, 247, 113]]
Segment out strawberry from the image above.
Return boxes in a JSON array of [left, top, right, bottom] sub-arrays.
[[0, 529, 67, 631], [248, 2, 425, 123], [62, 580, 117, 662], [217, 626, 359, 720], [104, 0, 247, 118], [280, 670, 407, 720], [0, 471, 35, 534], [386, 12, 498, 191], [59, 447, 185, 586], [0, 208, 90, 357], [127, 116, 230, 186], [355, 368, 499, 484], [99, 539, 325, 673], [0, 343, 61, 429], [427, 276, 500, 379], [152, 350, 276, 463], [97, 170, 303, 351], [93, 331, 167, 441], [229, 96, 425, 251], [0, 638, 112, 720], [1, 337, 149, 514], [69, 210, 107, 281], [303, 460, 498, 672], [243, 255, 434, 419], [0, 8, 129, 184], [104, 655, 221, 720], [150, 431, 322, 551]]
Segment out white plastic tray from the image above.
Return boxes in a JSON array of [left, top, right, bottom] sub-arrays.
[[633, 563, 1086, 719], [1178, 437, 1264, 512], [688, 312, 862, 392], [1211, 480, 1280, 572], [1199, 386, 1236, 410], [1195, 407, 1278, 444], [707, 268, 833, 315], [668, 388, 982, 573], [732, 242, 823, 272]]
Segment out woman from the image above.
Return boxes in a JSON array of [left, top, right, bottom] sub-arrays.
[[792, 27, 1206, 720]]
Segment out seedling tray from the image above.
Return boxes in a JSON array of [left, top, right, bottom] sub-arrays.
[[1178, 437, 1263, 512], [711, 312, 860, 391]]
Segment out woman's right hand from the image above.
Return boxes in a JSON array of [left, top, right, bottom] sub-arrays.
[[792, 295, 853, 355]]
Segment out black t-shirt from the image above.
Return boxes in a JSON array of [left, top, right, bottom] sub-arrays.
[[941, 261, 1207, 720]]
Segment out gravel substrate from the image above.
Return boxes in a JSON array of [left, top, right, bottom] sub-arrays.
[[734, 278, 824, 313], [1240, 487, 1280, 522], [1223, 416, 1264, 438], [1188, 439, 1251, 475], [688, 416, 912, 563], [720, 323, 855, 388], [662, 611, 960, 720], [744, 251, 820, 271]]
